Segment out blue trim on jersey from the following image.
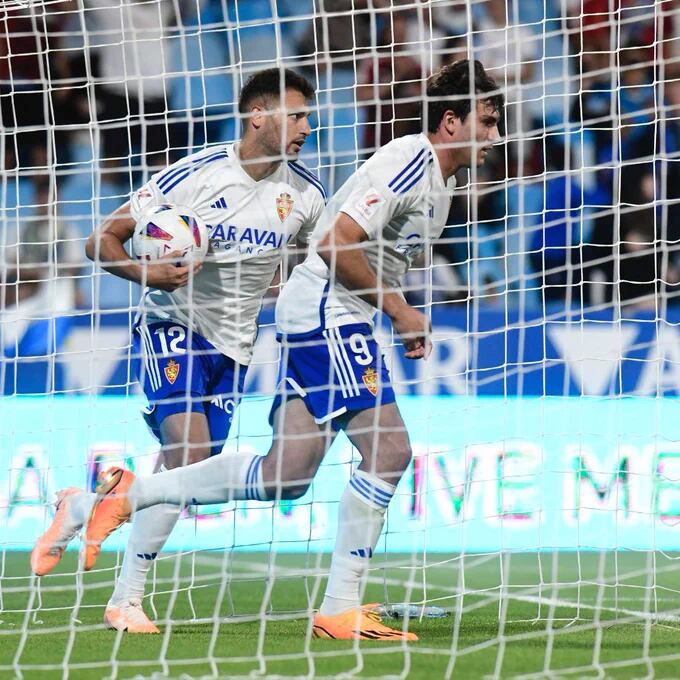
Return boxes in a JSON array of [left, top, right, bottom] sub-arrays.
[[388, 148, 425, 191], [288, 162, 327, 200], [395, 154, 430, 195], [390, 151, 431, 195], [161, 152, 229, 194], [156, 148, 228, 189], [157, 150, 229, 194], [289, 161, 325, 193], [156, 150, 226, 189]]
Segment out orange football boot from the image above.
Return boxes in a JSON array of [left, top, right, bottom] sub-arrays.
[[104, 600, 160, 634], [31, 487, 82, 576], [83, 467, 135, 571], [313, 604, 418, 641]]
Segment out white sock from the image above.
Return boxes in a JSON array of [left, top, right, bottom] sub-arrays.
[[130, 452, 266, 511], [67, 491, 97, 529], [319, 469, 395, 617], [109, 463, 180, 606], [109, 503, 180, 606]]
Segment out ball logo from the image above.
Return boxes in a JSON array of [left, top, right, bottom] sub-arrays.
[[164, 360, 180, 385], [276, 192, 294, 222], [362, 367, 379, 396], [144, 222, 173, 241]]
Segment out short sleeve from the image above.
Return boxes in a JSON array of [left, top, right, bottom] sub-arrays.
[[339, 143, 425, 238], [129, 181, 166, 221], [129, 167, 195, 221], [297, 191, 326, 245]]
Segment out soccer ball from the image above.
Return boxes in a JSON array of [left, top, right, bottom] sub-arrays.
[[132, 204, 209, 262]]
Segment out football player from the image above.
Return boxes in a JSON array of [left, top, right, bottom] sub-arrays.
[[31, 68, 325, 633]]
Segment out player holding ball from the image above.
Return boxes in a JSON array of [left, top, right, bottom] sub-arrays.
[[31, 68, 325, 633]]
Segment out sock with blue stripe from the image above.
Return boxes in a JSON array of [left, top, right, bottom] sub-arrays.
[[109, 465, 180, 607], [319, 469, 396, 617], [131, 452, 267, 510]]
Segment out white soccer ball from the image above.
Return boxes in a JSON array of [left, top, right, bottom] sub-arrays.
[[132, 204, 209, 262]]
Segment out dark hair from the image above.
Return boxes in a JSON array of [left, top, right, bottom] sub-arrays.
[[424, 59, 504, 133], [238, 68, 315, 114]]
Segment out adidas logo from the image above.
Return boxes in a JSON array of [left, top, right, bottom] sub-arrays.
[[350, 547, 373, 558], [209, 197, 228, 209], [136, 552, 158, 560]]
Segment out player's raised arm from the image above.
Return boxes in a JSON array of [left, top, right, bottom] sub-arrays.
[[317, 212, 432, 359], [85, 202, 200, 292]]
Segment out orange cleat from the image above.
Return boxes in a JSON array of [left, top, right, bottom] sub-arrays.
[[104, 600, 160, 634], [31, 488, 82, 576], [83, 467, 135, 571], [313, 604, 418, 641]]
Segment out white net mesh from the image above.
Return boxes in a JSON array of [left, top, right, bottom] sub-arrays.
[[2, 0, 680, 678]]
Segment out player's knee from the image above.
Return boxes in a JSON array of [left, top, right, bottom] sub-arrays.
[[278, 455, 321, 500], [286, 457, 321, 499], [383, 440, 412, 478], [280, 479, 313, 500]]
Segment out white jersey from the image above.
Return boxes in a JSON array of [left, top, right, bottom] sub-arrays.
[[276, 133, 456, 336], [130, 144, 326, 365]]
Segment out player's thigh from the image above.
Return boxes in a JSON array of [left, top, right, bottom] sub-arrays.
[[203, 359, 246, 456], [133, 321, 212, 461], [344, 401, 412, 484], [263, 396, 334, 495], [159, 410, 212, 469]]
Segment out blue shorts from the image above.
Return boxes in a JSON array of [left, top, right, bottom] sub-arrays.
[[270, 323, 395, 430], [132, 321, 246, 455]]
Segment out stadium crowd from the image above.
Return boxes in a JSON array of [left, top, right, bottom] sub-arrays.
[[0, 0, 678, 316]]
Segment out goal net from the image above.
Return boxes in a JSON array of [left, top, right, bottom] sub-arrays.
[[2, 0, 680, 677]]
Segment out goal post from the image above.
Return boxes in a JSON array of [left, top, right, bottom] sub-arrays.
[[2, 0, 680, 678]]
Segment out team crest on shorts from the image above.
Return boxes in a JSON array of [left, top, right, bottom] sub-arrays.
[[276, 192, 294, 222], [362, 367, 379, 396], [164, 360, 180, 385]]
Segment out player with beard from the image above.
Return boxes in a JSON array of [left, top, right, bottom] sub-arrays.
[[31, 68, 325, 633]]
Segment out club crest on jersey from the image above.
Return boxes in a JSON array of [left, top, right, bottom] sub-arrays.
[[164, 360, 180, 385], [362, 367, 379, 396], [276, 192, 294, 222]]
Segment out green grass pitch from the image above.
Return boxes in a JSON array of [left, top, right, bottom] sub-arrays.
[[2, 551, 680, 679]]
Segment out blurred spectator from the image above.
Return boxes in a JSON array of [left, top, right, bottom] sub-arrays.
[[618, 205, 680, 309], [574, 29, 680, 309], [296, 0, 374, 68], [356, 7, 423, 154], [85, 0, 183, 184], [295, 0, 378, 190], [435, 144, 510, 303], [0, 2, 88, 171], [586, 165, 680, 308], [525, 137, 609, 305], [356, 5, 465, 155], [566, 0, 667, 58], [1, 177, 84, 313], [433, 1, 468, 45], [473, 0, 538, 134]]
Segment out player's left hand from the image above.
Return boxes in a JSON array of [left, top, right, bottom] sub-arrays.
[[391, 303, 432, 361], [404, 336, 432, 360]]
